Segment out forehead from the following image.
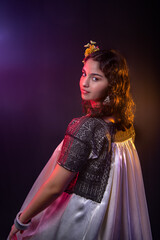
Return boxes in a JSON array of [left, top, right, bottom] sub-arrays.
[[83, 59, 102, 73]]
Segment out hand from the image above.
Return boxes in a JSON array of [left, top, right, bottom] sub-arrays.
[[8, 224, 23, 240]]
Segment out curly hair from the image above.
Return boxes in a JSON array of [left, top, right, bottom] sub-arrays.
[[82, 49, 136, 129]]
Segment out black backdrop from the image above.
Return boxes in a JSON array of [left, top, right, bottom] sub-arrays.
[[0, 1, 159, 239]]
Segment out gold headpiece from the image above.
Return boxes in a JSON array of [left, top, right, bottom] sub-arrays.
[[83, 40, 99, 62]]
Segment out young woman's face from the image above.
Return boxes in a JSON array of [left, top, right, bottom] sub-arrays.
[[80, 59, 108, 102]]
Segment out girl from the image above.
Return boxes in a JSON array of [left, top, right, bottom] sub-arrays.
[[8, 41, 152, 240]]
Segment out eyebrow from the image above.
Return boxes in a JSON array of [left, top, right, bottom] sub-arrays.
[[90, 73, 103, 77], [82, 69, 103, 78]]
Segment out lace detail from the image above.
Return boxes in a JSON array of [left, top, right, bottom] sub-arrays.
[[114, 125, 135, 142]]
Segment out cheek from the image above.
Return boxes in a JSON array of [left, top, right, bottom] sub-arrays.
[[93, 84, 108, 98], [79, 77, 86, 89]]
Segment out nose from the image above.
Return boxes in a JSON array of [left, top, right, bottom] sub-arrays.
[[82, 76, 89, 87]]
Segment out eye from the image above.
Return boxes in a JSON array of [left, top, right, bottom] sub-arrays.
[[92, 76, 98, 81], [82, 71, 86, 77]]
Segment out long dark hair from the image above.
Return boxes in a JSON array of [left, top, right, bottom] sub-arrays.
[[83, 49, 136, 129]]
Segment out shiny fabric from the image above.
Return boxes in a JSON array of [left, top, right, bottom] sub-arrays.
[[15, 137, 152, 240]]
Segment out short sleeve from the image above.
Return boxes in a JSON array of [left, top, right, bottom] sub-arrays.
[[57, 117, 93, 172]]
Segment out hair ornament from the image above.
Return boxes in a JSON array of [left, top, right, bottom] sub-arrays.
[[83, 40, 99, 61]]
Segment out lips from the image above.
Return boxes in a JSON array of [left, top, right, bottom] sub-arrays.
[[81, 89, 90, 94]]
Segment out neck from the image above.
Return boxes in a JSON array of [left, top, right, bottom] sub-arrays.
[[90, 100, 101, 108]]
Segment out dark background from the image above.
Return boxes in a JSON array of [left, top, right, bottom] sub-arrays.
[[0, 0, 159, 239]]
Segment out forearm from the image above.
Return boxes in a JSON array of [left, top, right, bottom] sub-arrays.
[[19, 182, 61, 223], [17, 164, 76, 224]]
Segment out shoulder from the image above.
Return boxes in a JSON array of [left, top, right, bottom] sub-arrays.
[[68, 116, 97, 127], [66, 116, 114, 142], [65, 116, 97, 139], [66, 116, 111, 134]]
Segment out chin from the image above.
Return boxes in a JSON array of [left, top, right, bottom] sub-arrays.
[[82, 97, 92, 101], [81, 95, 90, 101]]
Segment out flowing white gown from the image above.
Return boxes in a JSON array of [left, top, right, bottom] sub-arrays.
[[14, 137, 152, 240]]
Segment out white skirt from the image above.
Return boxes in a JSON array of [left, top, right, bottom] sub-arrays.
[[15, 138, 152, 240]]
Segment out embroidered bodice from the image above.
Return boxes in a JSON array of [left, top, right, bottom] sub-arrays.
[[58, 116, 135, 203]]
